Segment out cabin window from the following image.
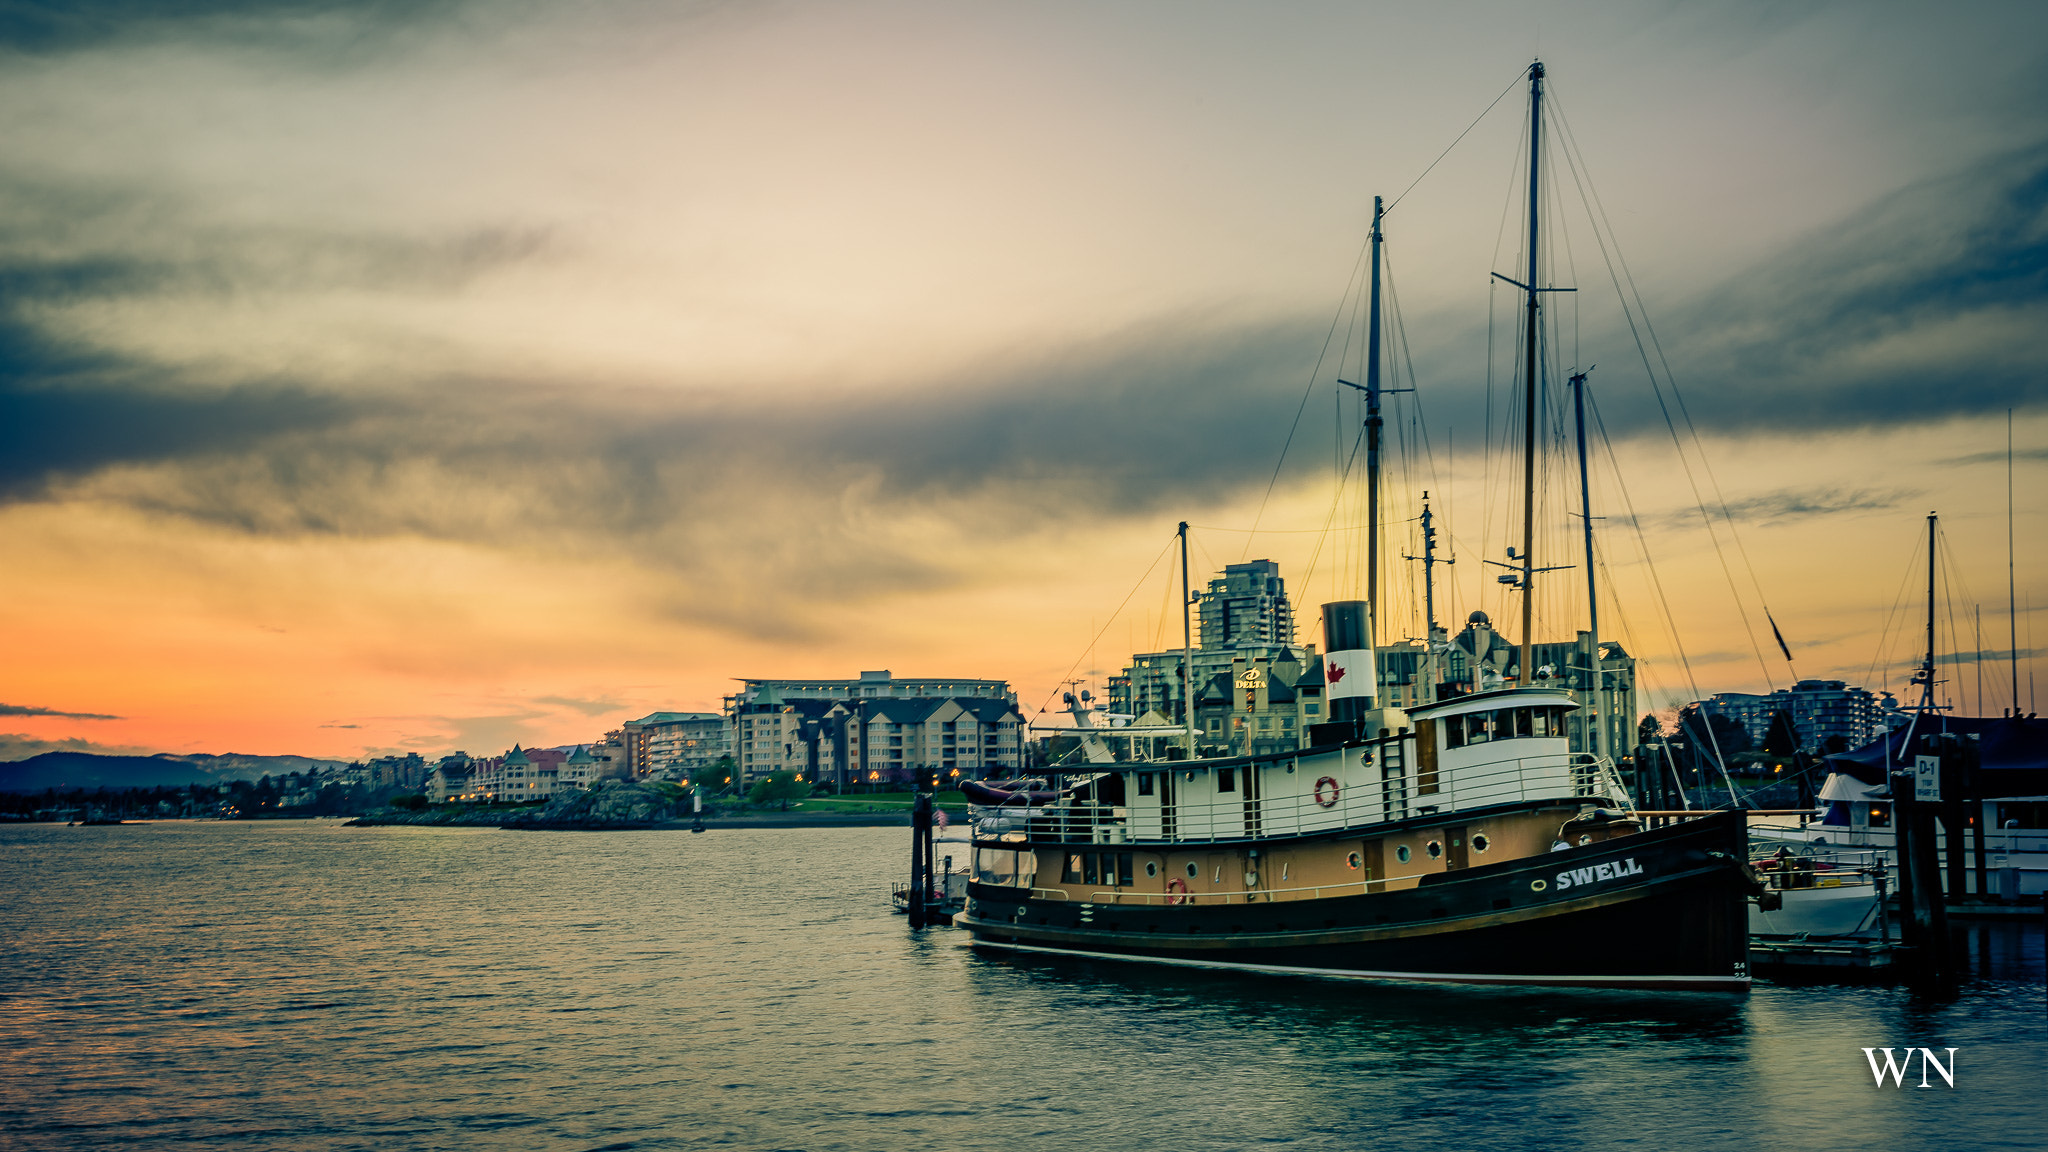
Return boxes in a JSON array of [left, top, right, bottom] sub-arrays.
[[1218, 767, 1236, 792], [1145, 861, 1158, 878], [1467, 713, 1492, 744], [1083, 854, 1100, 886], [1513, 709, 1533, 738], [1446, 719, 1466, 749], [1426, 840, 1443, 859], [1116, 853, 1135, 887], [1472, 833, 1491, 854], [1868, 805, 1891, 828], [1529, 709, 1549, 737], [1395, 844, 1412, 863], [1137, 772, 1155, 796], [1064, 854, 1085, 883], [975, 848, 1026, 886]]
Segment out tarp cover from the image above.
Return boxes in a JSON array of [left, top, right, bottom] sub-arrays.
[[1824, 714, 2048, 797]]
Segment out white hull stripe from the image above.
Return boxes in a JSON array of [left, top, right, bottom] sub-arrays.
[[970, 939, 1750, 992]]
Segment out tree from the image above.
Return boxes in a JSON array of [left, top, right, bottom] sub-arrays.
[[1762, 710, 1801, 757], [748, 771, 811, 811], [1637, 714, 1661, 747]]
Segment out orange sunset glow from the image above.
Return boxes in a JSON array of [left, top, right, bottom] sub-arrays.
[[2, 1, 2044, 766]]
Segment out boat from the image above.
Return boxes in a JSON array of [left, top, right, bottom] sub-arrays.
[[956, 62, 1763, 992]]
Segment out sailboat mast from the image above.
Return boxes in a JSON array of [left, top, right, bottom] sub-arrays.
[[1572, 370, 1599, 759], [1518, 60, 1544, 685], [1922, 510, 1938, 714], [1366, 195, 1385, 648], [2011, 409, 2021, 712], [1180, 520, 1195, 760]]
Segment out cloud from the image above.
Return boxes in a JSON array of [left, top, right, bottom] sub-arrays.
[[0, 702, 122, 720], [318, 722, 360, 729], [1932, 647, 2044, 666], [1586, 140, 2048, 437], [535, 695, 629, 718], [1940, 446, 2048, 466], [0, 0, 471, 57], [0, 732, 153, 759], [1620, 485, 1916, 532]]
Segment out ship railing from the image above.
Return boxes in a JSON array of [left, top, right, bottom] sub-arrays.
[[967, 754, 1631, 846], [1078, 870, 1445, 907], [1747, 845, 1886, 892]]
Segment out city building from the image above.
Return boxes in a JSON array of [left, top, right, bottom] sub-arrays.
[[731, 686, 1028, 787], [623, 712, 727, 780], [1704, 679, 1889, 753], [425, 760, 472, 803], [365, 753, 427, 790], [726, 669, 1016, 711], [1198, 560, 1297, 648], [468, 745, 563, 801]]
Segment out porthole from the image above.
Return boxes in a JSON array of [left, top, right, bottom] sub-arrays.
[[1360, 750, 1376, 767], [1395, 845, 1411, 864], [1186, 862, 1200, 878], [1145, 861, 1158, 878], [1426, 840, 1443, 860], [1471, 834, 1491, 854], [1346, 851, 1362, 870], [1530, 879, 1548, 892]]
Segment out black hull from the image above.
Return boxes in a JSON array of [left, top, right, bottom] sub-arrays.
[[959, 811, 1752, 992]]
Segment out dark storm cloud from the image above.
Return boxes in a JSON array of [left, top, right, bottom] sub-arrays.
[[1579, 140, 2048, 436], [0, 702, 122, 720], [0, 0, 464, 55]]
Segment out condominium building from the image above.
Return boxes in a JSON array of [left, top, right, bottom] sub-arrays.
[[1705, 679, 1888, 753], [1198, 560, 1297, 649], [623, 712, 728, 780]]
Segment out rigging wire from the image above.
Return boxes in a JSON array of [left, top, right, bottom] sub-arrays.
[[1384, 71, 1524, 215], [1549, 89, 1780, 692], [1031, 535, 1176, 722]]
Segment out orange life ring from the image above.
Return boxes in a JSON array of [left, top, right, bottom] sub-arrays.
[[1314, 776, 1341, 808], [1165, 877, 1191, 905]]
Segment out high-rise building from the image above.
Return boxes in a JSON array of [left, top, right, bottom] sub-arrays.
[[1197, 560, 1297, 649], [1705, 680, 1888, 753]]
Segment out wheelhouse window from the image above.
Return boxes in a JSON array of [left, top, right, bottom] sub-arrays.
[[1217, 767, 1236, 792], [1060, 851, 1134, 888], [1466, 712, 1492, 744], [1137, 772, 1155, 797]]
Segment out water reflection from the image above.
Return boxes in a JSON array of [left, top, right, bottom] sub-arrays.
[[2, 822, 2040, 1152]]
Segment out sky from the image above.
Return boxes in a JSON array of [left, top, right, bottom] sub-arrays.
[[2, 0, 2045, 762]]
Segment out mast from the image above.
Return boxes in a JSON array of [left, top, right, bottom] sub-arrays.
[[1920, 511, 1938, 714], [1180, 520, 1195, 760], [1517, 60, 1544, 685], [2011, 409, 2020, 713], [1410, 492, 1447, 640], [1572, 369, 1599, 759], [1405, 491, 1453, 709], [1366, 195, 1385, 649]]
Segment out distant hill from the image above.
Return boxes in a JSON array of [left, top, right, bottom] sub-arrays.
[[0, 751, 351, 792]]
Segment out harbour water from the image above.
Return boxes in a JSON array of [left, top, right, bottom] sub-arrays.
[[3, 822, 2042, 1150]]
